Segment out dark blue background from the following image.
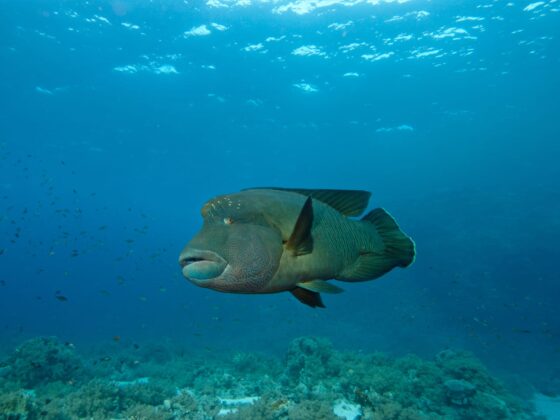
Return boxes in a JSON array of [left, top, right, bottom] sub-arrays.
[[1, 0, 559, 392]]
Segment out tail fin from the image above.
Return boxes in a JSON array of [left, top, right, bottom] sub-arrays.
[[363, 208, 415, 268], [339, 208, 415, 281]]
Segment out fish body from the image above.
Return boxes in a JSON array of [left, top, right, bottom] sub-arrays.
[[179, 188, 415, 307]]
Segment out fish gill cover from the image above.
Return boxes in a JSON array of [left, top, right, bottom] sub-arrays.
[[0, 0, 559, 419]]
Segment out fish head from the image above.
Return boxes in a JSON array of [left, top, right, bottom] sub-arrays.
[[179, 194, 283, 293]]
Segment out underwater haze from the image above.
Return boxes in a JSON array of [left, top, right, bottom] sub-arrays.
[[1, 0, 560, 418]]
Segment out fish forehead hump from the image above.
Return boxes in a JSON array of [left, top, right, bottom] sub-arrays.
[[201, 189, 310, 234], [202, 189, 304, 217]]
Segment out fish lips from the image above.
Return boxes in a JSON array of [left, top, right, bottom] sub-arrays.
[[179, 249, 228, 284]]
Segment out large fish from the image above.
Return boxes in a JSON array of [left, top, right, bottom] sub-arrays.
[[179, 188, 415, 308]]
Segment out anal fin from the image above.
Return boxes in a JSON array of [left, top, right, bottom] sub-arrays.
[[296, 280, 343, 294], [290, 287, 325, 308]]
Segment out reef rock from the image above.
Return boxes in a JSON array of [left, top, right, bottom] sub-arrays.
[[444, 378, 476, 406], [284, 336, 335, 385], [3, 336, 84, 388]]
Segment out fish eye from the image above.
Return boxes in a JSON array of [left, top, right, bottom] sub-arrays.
[[223, 217, 233, 225]]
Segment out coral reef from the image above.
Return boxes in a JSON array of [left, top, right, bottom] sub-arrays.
[[444, 379, 476, 406], [1, 337, 84, 388], [0, 391, 37, 419], [0, 336, 542, 419]]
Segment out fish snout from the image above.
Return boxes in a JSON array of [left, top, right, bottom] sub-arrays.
[[178, 249, 228, 283]]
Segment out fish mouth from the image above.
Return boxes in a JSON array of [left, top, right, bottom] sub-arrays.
[[179, 249, 228, 282]]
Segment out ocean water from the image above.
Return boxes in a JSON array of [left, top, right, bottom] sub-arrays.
[[1, 0, 559, 418]]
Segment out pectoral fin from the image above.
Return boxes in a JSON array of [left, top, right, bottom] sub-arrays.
[[286, 196, 313, 256], [290, 287, 325, 308], [296, 280, 344, 294]]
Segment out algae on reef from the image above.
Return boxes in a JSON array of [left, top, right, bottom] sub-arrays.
[[0, 336, 541, 419], [1, 337, 85, 388]]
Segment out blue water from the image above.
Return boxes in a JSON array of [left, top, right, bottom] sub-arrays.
[[1, 0, 559, 400]]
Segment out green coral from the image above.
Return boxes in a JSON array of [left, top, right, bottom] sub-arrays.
[[119, 379, 176, 406], [123, 404, 174, 420], [221, 396, 288, 420], [0, 390, 37, 419], [3, 337, 84, 388], [287, 399, 338, 420], [285, 336, 335, 385], [372, 400, 430, 420], [166, 390, 199, 416], [31, 377, 177, 418], [231, 351, 281, 376]]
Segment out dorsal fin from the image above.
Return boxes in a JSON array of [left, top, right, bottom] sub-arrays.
[[286, 196, 313, 256], [290, 287, 325, 308], [244, 187, 371, 217]]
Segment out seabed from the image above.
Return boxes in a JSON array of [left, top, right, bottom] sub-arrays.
[[0, 335, 547, 419]]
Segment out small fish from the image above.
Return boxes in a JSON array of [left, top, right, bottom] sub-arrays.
[[179, 188, 415, 308], [100, 356, 112, 362], [99, 290, 111, 296], [0, 280, 6, 286], [55, 295, 68, 302], [0, 248, 4, 256], [113, 335, 121, 342]]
